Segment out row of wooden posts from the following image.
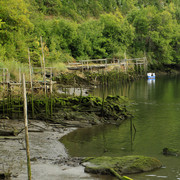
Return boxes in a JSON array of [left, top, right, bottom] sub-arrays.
[[0, 37, 48, 180], [0, 73, 48, 180]]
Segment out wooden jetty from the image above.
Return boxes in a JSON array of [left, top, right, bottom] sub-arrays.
[[67, 57, 147, 73]]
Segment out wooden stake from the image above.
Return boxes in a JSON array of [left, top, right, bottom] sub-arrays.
[[3, 68, 5, 90], [28, 48, 34, 118], [40, 55, 43, 74], [22, 74, 31, 180], [50, 67, 53, 94], [124, 51, 127, 73], [28, 48, 33, 89], [19, 68, 21, 83], [40, 37, 46, 95], [6, 71, 9, 83]]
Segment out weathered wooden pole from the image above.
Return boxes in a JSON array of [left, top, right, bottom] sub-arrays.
[[124, 52, 127, 73], [6, 71, 9, 83], [40, 36, 46, 95], [28, 48, 34, 118], [19, 68, 21, 83], [50, 68, 53, 94], [40, 55, 43, 74], [144, 57, 147, 74], [28, 48, 33, 89], [40, 36, 48, 117], [2, 69, 5, 117], [22, 74, 31, 180], [18, 68, 22, 118], [2, 68, 5, 92], [81, 60, 83, 72], [2, 68, 5, 83]]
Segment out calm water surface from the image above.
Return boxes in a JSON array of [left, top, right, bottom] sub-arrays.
[[61, 75, 180, 180]]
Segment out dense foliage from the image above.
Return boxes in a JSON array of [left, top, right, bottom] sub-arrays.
[[0, 0, 179, 66]]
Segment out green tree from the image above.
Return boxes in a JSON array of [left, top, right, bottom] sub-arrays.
[[100, 12, 135, 58], [0, 0, 34, 61], [128, 5, 180, 64], [35, 0, 62, 15], [71, 19, 106, 59]]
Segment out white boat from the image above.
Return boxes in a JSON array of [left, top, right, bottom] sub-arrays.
[[147, 73, 155, 79]]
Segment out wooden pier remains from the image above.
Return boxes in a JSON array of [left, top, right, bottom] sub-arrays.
[[67, 57, 147, 73], [0, 66, 56, 119]]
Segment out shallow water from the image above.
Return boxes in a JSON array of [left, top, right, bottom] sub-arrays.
[[61, 75, 180, 180]]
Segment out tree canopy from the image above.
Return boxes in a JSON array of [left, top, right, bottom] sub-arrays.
[[0, 0, 179, 65]]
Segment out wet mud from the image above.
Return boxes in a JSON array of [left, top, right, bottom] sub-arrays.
[[0, 119, 113, 180]]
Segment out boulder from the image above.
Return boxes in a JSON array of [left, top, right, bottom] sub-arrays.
[[163, 147, 180, 156]]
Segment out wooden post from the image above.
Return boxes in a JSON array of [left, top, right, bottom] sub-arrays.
[[136, 60, 138, 73], [3, 68, 5, 90], [2, 69, 5, 117], [50, 68, 53, 94], [28, 48, 34, 118], [144, 57, 147, 74], [81, 60, 83, 72], [40, 55, 43, 74], [19, 68, 21, 83], [28, 48, 33, 89], [2, 68, 4, 82], [22, 74, 31, 180], [6, 71, 9, 83], [124, 52, 127, 73], [124, 59, 127, 73], [40, 37, 46, 95]]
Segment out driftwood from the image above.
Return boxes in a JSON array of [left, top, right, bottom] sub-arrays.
[[0, 129, 17, 136], [29, 123, 47, 131], [28, 129, 44, 133], [0, 136, 23, 140]]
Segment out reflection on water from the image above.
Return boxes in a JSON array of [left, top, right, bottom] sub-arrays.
[[147, 78, 155, 85], [61, 75, 180, 180]]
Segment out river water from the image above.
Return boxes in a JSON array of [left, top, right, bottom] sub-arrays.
[[61, 75, 180, 180]]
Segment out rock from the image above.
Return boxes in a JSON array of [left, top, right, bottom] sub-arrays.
[[55, 157, 84, 167], [0, 172, 11, 179], [82, 156, 162, 179], [30, 157, 37, 161], [163, 147, 180, 156]]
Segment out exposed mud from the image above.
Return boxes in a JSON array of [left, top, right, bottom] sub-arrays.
[[0, 119, 113, 180]]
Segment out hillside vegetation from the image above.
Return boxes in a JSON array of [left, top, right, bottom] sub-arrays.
[[0, 0, 179, 68]]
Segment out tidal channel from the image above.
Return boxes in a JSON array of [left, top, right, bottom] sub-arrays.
[[61, 75, 180, 180]]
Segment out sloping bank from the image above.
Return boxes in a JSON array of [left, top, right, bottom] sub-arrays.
[[0, 95, 132, 126], [33, 95, 132, 127]]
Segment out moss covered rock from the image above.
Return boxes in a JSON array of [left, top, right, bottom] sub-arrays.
[[82, 156, 162, 179], [163, 147, 180, 156]]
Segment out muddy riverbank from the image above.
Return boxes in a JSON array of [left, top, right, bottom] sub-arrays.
[[0, 119, 114, 180]]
